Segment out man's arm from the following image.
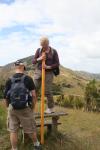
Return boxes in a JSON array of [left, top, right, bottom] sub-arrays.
[[32, 49, 46, 64], [4, 99, 9, 107], [31, 90, 37, 109]]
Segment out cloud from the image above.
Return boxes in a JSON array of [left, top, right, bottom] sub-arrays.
[[0, 32, 38, 65], [0, 0, 44, 29], [0, 0, 100, 73]]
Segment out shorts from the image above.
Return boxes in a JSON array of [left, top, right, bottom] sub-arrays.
[[7, 107, 36, 133]]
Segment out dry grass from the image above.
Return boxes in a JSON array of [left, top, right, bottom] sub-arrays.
[[0, 101, 100, 150]]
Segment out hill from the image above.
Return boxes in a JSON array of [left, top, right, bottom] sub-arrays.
[[2, 55, 100, 96], [0, 55, 94, 96], [75, 71, 100, 80]]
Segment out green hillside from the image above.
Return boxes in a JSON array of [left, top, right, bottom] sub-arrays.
[[2, 55, 100, 101], [0, 55, 89, 96]]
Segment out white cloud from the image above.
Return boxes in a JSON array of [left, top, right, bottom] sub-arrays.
[[0, 0, 100, 73], [0, 0, 44, 29], [0, 32, 38, 65]]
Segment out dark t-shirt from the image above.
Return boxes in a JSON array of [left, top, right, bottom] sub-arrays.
[[4, 73, 35, 99]]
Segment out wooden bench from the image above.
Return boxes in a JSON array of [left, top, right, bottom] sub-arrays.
[[34, 112, 68, 133], [20, 112, 68, 143]]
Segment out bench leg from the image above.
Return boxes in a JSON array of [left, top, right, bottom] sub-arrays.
[[52, 116, 59, 133], [47, 124, 52, 134]]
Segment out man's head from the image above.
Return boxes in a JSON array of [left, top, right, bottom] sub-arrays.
[[40, 37, 49, 49], [14, 60, 27, 73]]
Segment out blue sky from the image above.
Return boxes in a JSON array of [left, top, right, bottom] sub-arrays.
[[0, 0, 15, 5], [0, 0, 100, 73]]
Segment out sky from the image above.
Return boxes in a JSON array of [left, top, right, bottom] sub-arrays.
[[0, 0, 100, 73]]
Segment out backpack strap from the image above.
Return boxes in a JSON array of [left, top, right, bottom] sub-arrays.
[[20, 74, 26, 83], [10, 77, 17, 84], [38, 48, 42, 56], [50, 48, 56, 61], [51, 48, 54, 55], [20, 75, 29, 92], [10, 75, 26, 84]]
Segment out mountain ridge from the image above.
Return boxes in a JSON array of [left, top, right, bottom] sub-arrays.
[[1, 55, 100, 81], [0, 55, 100, 96]]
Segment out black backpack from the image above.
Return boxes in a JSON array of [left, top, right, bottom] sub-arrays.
[[8, 75, 31, 109], [52, 66, 60, 76], [38, 48, 60, 76]]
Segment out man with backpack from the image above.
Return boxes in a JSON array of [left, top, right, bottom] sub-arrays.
[[32, 37, 60, 114], [4, 60, 41, 150]]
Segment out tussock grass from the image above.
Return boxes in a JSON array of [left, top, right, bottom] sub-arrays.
[[0, 101, 100, 150]]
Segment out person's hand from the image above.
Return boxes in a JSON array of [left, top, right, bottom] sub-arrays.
[[43, 64, 52, 69], [37, 53, 46, 61]]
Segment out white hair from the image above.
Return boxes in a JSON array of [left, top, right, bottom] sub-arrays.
[[40, 36, 49, 43]]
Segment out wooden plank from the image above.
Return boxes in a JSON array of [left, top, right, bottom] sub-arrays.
[[36, 122, 61, 127], [34, 112, 68, 119]]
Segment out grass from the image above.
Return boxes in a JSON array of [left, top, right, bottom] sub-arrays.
[[0, 101, 100, 150]]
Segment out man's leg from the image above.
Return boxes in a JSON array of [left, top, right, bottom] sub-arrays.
[[20, 108, 41, 149], [45, 72, 54, 110], [32, 131, 40, 146], [7, 109, 19, 150], [10, 132, 18, 150]]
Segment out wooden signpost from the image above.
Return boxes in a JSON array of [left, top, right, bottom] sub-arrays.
[[40, 52, 45, 144]]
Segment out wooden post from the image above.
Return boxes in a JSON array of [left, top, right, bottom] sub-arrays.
[[52, 116, 59, 133], [40, 52, 45, 144]]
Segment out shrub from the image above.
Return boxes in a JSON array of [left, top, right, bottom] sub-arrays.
[[0, 103, 7, 129], [56, 95, 84, 109]]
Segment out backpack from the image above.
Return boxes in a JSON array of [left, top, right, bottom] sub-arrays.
[[7, 75, 31, 109], [38, 48, 60, 76]]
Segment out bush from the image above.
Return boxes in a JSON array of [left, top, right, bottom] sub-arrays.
[[62, 97, 72, 107], [52, 83, 62, 95], [0, 81, 5, 99], [84, 79, 100, 111], [56, 95, 84, 109], [0, 103, 7, 129], [74, 97, 84, 109]]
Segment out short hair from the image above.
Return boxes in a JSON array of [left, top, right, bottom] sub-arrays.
[[14, 60, 27, 70]]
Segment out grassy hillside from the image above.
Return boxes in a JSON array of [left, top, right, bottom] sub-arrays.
[[0, 55, 89, 96], [0, 101, 100, 150], [54, 66, 88, 95], [75, 71, 100, 80], [1, 55, 100, 98]]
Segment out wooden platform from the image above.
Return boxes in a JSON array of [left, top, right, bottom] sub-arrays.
[[34, 112, 68, 133]]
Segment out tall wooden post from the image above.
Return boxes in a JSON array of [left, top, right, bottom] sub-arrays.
[[40, 52, 45, 144]]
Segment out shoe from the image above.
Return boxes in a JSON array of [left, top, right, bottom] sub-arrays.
[[45, 108, 55, 114], [34, 145, 42, 150]]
